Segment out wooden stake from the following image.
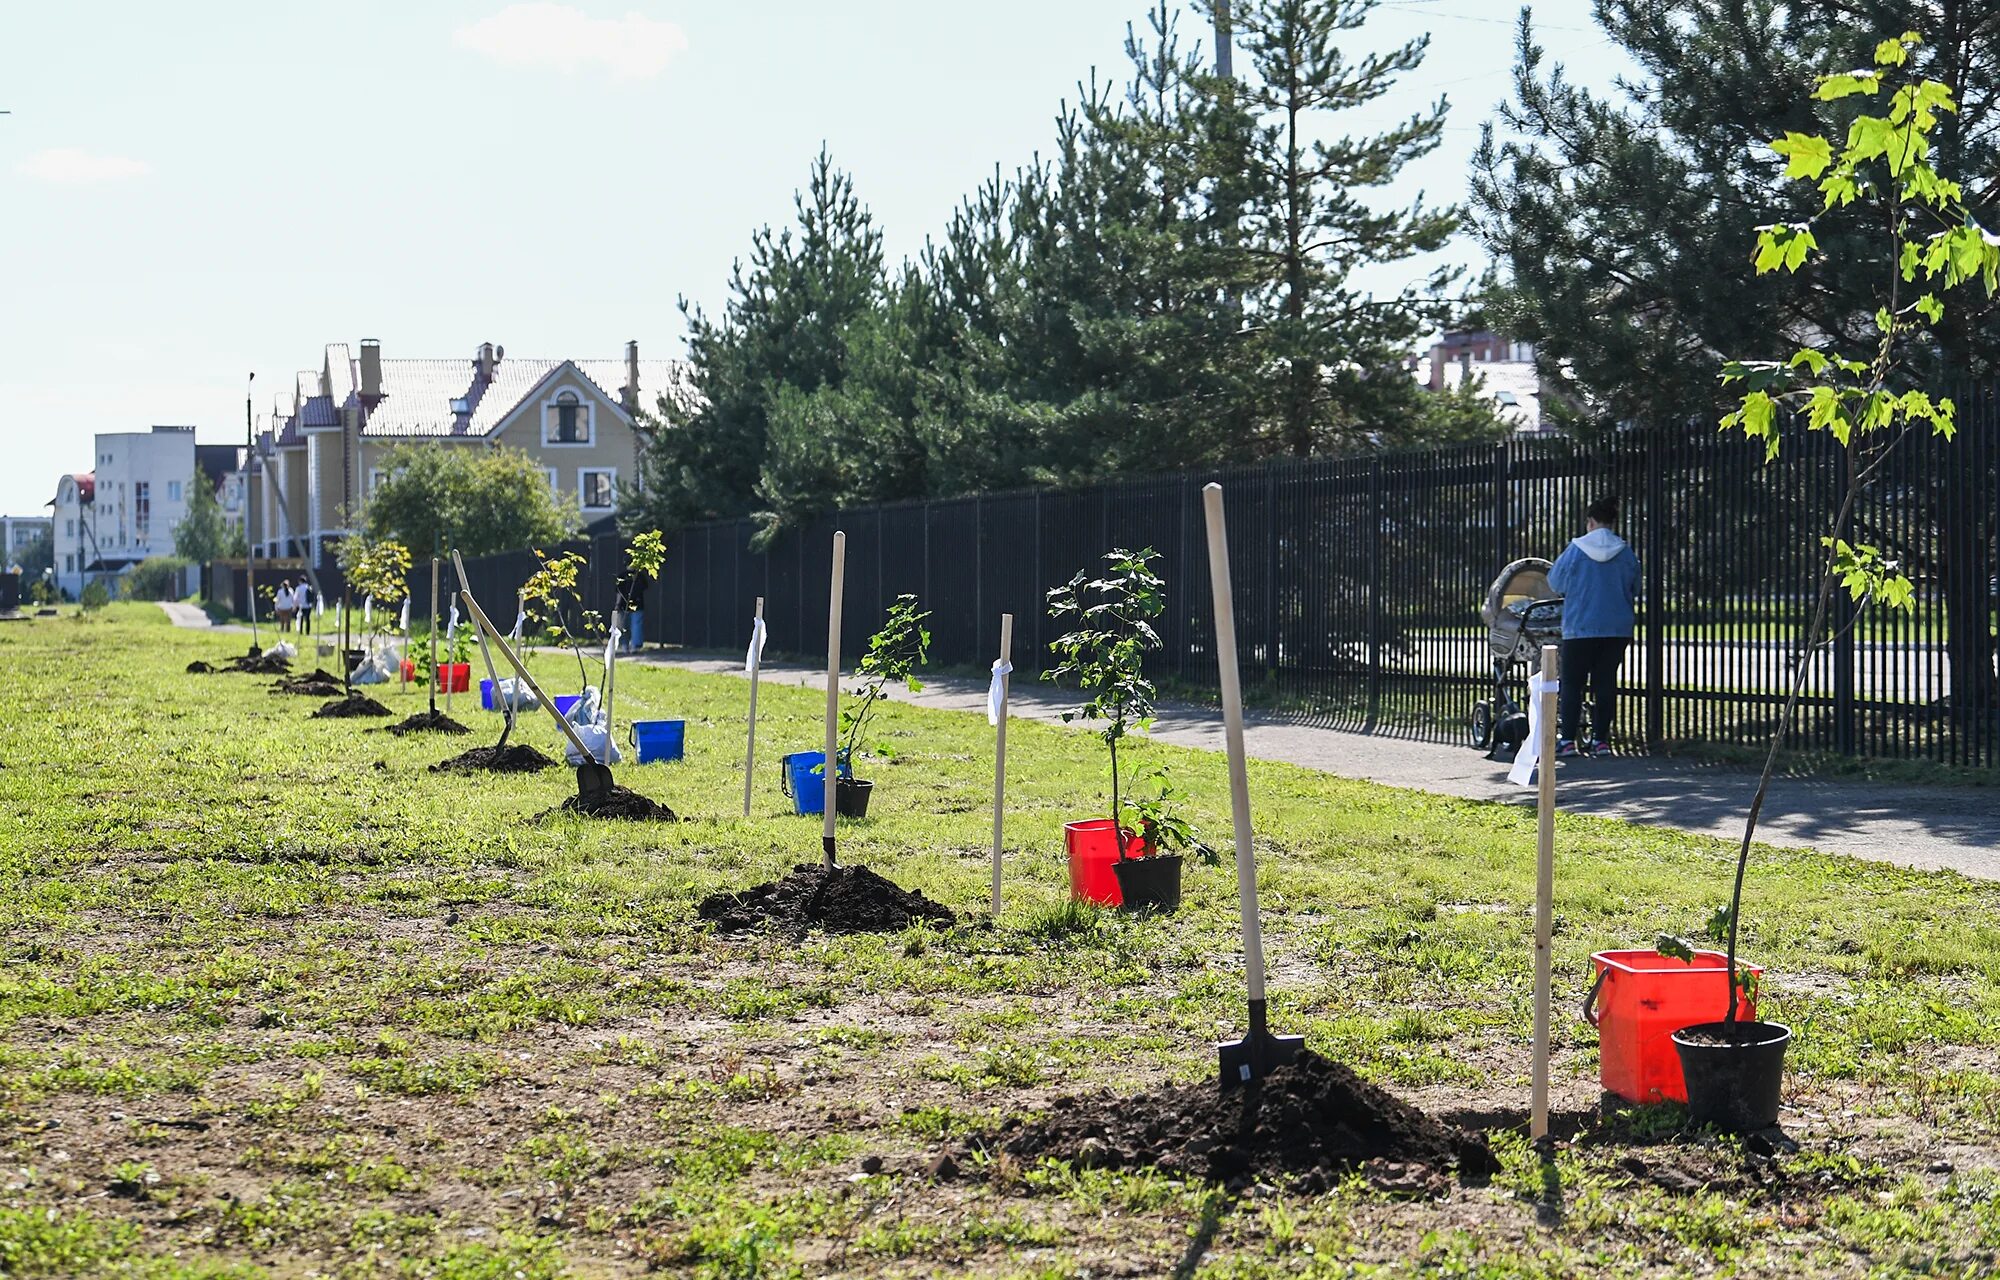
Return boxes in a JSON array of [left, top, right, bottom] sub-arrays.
[[743, 596, 765, 818], [1531, 642, 1561, 1141], [990, 612, 1013, 917], [428, 557, 439, 716], [603, 608, 618, 766], [822, 532, 846, 869]]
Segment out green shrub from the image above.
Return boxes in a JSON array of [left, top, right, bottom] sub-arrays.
[[120, 558, 190, 602], [79, 581, 110, 611]]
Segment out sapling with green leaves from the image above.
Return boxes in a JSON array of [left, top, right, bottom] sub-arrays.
[[1705, 32, 1999, 1022], [341, 539, 412, 648], [836, 593, 931, 774], [1045, 547, 1167, 860], [521, 548, 598, 697]]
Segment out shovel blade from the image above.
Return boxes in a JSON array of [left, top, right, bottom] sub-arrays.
[[1217, 1032, 1304, 1091], [576, 762, 614, 799]]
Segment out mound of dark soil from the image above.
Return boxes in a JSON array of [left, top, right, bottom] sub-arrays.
[[382, 710, 472, 736], [429, 743, 557, 774], [271, 669, 346, 696], [969, 1050, 1496, 1195], [231, 651, 293, 675], [698, 863, 956, 935], [543, 785, 680, 822], [186, 661, 216, 674], [312, 693, 392, 719]]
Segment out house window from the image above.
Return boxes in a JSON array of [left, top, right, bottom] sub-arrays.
[[543, 468, 558, 493], [65, 519, 74, 537], [168, 480, 183, 502], [368, 469, 386, 495], [65, 554, 74, 572], [134, 482, 150, 537], [579, 468, 616, 510], [545, 390, 591, 445]]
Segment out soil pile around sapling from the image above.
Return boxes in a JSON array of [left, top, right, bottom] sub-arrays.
[[968, 1050, 1497, 1195], [430, 743, 556, 774], [189, 652, 292, 676], [699, 863, 957, 935], [540, 785, 679, 822], [271, 669, 345, 696], [382, 710, 472, 736], [312, 693, 392, 719]]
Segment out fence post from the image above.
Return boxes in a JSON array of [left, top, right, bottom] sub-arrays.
[[1645, 433, 1666, 750], [1832, 443, 1858, 755], [1367, 460, 1383, 721]]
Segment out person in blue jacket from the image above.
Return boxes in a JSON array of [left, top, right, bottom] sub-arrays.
[[1547, 496, 1640, 758]]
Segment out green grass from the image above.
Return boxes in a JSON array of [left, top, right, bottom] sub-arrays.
[[1, 604, 1998, 1276]]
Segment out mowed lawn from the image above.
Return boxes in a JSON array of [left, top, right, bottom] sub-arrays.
[[5, 605, 2000, 1278]]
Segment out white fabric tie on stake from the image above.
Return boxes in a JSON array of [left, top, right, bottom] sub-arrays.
[[987, 660, 1014, 726], [446, 601, 459, 640], [745, 616, 768, 673], [509, 604, 526, 641], [398, 598, 410, 634], [363, 595, 373, 629], [1507, 673, 1560, 787]]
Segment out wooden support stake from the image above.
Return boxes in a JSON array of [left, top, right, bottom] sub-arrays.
[[822, 532, 846, 869], [603, 608, 618, 766], [454, 554, 596, 765], [428, 558, 440, 715], [990, 612, 1013, 917], [1531, 642, 1561, 1142], [743, 596, 765, 818]]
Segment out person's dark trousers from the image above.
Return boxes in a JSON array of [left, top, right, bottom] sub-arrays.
[[1558, 636, 1630, 745]]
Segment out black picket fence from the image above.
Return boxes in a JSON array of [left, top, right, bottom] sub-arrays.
[[340, 390, 2000, 767]]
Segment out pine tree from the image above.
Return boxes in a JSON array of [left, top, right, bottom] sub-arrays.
[[1228, 0, 1461, 456]]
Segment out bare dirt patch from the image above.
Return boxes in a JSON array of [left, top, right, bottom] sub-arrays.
[[312, 693, 392, 719]]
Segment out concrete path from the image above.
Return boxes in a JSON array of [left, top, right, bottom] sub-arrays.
[[157, 602, 249, 634], [635, 651, 2000, 882]]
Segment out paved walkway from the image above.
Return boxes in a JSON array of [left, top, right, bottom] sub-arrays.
[[158, 601, 249, 633], [635, 651, 2000, 882]]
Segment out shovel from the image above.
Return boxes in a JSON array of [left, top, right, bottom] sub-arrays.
[[453, 553, 612, 799], [1204, 482, 1303, 1089]]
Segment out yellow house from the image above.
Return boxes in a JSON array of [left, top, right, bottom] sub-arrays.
[[247, 338, 682, 565]]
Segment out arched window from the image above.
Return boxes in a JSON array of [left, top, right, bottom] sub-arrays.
[[545, 390, 591, 445]]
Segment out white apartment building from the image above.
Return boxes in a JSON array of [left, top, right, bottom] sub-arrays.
[[48, 426, 201, 597], [1, 515, 52, 570]]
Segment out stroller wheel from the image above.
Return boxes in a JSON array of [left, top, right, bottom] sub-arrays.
[[1470, 700, 1494, 749]]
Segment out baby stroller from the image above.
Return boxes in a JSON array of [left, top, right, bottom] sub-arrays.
[[1469, 558, 1563, 757]]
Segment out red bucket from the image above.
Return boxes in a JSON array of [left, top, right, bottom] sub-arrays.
[[1064, 819, 1154, 907], [1586, 949, 1762, 1104], [439, 662, 471, 693]]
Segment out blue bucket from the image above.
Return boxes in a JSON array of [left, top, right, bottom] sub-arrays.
[[480, 679, 498, 711], [781, 751, 848, 816], [629, 719, 686, 764], [553, 694, 582, 718]]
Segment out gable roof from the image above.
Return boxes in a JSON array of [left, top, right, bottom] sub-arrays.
[[357, 352, 684, 439]]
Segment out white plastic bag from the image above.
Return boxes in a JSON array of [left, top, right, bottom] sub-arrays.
[[494, 677, 538, 711], [563, 717, 623, 766], [270, 641, 298, 661], [564, 686, 601, 726]]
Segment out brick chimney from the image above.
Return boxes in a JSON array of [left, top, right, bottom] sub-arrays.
[[475, 342, 496, 383], [622, 339, 640, 413], [359, 339, 382, 399]]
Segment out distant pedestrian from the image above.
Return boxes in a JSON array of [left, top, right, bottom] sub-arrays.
[[295, 580, 313, 635], [616, 563, 651, 654], [1548, 497, 1640, 758], [274, 579, 297, 633]]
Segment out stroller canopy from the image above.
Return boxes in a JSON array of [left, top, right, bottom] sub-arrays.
[[1482, 557, 1557, 627]]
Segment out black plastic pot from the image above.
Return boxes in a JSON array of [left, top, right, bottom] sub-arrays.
[[343, 647, 365, 674], [835, 777, 874, 818], [1113, 853, 1184, 914], [1671, 1020, 1791, 1132]]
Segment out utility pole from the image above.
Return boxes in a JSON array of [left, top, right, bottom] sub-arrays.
[[1213, 0, 1233, 79]]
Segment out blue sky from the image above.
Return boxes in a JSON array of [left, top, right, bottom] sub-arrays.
[[0, 1, 1633, 517]]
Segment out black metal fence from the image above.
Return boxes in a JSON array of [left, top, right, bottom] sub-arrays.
[[395, 392, 2000, 767]]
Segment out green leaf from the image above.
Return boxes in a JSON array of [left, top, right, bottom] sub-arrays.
[[1914, 293, 1943, 323], [1874, 36, 1910, 68], [1771, 132, 1833, 180], [1815, 70, 1880, 100]]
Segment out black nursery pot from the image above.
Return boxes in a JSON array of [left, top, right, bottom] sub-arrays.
[[834, 777, 874, 818], [343, 648, 365, 674], [1113, 853, 1184, 914], [1671, 1020, 1792, 1132]]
